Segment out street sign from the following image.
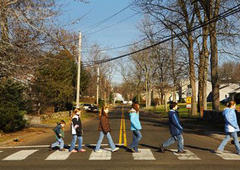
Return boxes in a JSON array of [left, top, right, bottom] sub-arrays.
[[186, 96, 191, 109], [186, 97, 191, 104], [186, 104, 191, 109]]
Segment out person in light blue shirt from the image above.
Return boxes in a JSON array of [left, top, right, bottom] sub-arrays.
[[217, 101, 240, 154], [129, 103, 142, 153]]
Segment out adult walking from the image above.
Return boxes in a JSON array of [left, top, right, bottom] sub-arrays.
[[129, 103, 142, 153], [160, 102, 185, 153], [95, 106, 119, 152], [216, 101, 240, 154], [69, 108, 86, 153]]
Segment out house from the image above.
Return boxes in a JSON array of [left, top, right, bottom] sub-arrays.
[[169, 80, 240, 102]]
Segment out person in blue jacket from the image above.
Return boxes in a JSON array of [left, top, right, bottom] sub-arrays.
[[129, 103, 142, 153], [216, 101, 240, 154], [159, 102, 185, 153], [50, 120, 66, 151]]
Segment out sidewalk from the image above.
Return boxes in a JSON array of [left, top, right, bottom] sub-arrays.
[[0, 115, 96, 147]]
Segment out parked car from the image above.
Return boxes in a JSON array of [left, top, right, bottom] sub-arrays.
[[88, 105, 99, 112], [83, 104, 92, 111]]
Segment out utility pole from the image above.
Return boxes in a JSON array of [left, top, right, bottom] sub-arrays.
[[76, 32, 81, 108], [96, 65, 100, 106]]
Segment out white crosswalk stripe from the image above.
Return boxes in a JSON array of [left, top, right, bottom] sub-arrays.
[[89, 148, 112, 160], [3, 150, 38, 161], [45, 150, 71, 160], [216, 151, 240, 160], [171, 149, 201, 160], [132, 149, 156, 160]]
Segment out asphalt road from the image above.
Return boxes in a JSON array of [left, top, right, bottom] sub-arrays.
[[0, 106, 240, 170]]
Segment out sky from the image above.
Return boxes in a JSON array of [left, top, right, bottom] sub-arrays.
[[57, 0, 144, 84]]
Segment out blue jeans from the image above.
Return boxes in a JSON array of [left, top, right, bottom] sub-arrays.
[[163, 134, 184, 152], [69, 135, 83, 151], [129, 130, 142, 152], [217, 131, 240, 153], [51, 137, 64, 149], [95, 131, 116, 151]]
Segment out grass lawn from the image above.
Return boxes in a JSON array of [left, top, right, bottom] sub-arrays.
[[144, 103, 240, 118], [41, 111, 96, 126]]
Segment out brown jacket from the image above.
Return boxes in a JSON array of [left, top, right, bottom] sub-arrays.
[[98, 115, 111, 134]]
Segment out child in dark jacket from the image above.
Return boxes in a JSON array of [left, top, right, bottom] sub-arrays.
[[69, 108, 86, 153], [95, 106, 119, 152], [50, 120, 66, 151], [159, 102, 185, 153]]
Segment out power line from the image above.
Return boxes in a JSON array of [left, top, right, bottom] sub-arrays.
[[83, 4, 131, 33], [85, 12, 139, 36], [83, 3, 240, 67]]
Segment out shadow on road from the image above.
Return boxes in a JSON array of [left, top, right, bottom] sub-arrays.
[[185, 144, 215, 153]]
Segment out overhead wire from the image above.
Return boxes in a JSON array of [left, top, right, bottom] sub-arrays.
[[85, 12, 139, 35], [83, 4, 132, 33], [82, 3, 240, 67]]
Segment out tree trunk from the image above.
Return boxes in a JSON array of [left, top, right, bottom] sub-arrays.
[[198, 17, 209, 117], [0, 1, 9, 43], [145, 71, 148, 107], [208, 0, 220, 111], [171, 30, 177, 102], [198, 51, 204, 115], [209, 28, 220, 111], [188, 36, 197, 116], [164, 93, 168, 112], [203, 24, 209, 111]]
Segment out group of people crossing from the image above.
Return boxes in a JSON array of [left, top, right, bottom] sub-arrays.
[[50, 100, 240, 155]]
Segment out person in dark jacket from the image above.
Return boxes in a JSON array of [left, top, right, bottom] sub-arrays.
[[69, 108, 86, 153], [159, 102, 185, 153], [95, 106, 119, 152], [50, 120, 66, 151]]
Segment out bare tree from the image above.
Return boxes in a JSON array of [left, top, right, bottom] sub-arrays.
[[135, 0, 198, 115]]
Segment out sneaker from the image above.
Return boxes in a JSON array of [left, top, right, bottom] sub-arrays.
[[95, 149, 103, 153], [215, 150, 223, 154], [70, 149, 78, 153], [78, 149, 86, 152], [112, 147, 120, 152], [48, 145, 53, 151], [159, 145, 165, 153], [176, 150, 186, 154], [128, 148, 135, 153]]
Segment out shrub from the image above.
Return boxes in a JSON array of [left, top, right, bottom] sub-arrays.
[[0, 79, 26, 132]]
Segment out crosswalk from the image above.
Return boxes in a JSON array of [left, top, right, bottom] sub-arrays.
[[171, 149, 201, 160], [45, 150, 72, 160], [132, 149, 156, 160], [3, 150, 38, 161], [1, 148, 240, 161], [89, 148, 112, 160]]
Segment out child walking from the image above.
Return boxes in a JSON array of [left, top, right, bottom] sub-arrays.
[[95, 106, 119, 152], [159, 102, 185, 153], [69, 108, 86, 153], [129, 103, 142, 153], [216, 101, 240, 154], [50, 120, 66, 151]]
